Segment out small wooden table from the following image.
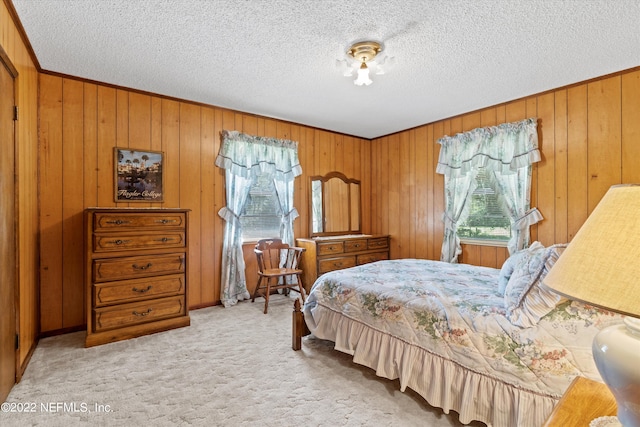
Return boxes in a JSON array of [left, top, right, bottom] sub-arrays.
[[543, 376, 618, 427]]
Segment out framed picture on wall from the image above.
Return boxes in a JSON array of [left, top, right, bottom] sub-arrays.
[[114, 148, 164, 202]]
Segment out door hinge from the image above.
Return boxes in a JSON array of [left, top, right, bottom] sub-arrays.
[[13, 105, 18, 121], [15, 334, 19, 350]]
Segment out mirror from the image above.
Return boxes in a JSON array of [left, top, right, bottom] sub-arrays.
[[310, 171, 361, 236]]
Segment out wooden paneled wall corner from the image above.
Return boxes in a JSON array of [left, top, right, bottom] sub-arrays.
[[37, 74, 371, 332], [370, 68, 640, 269], [1, 0, 40, 376]]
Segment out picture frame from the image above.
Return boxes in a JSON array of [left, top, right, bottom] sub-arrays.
[[114, 148, 164, 202]]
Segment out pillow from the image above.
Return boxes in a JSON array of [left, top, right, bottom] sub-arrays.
[[504, 243, 567, 328], [497, 241, 544, 295]]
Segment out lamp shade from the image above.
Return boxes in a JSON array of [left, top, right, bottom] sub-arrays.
[[542, 184, 640, 317]]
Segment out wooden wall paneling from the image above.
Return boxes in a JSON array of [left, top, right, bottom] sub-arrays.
[[128, 92, 151, 150], [83, 84, 98, 209], [379, 136, 391, 248], [387, 133, 401, 258], [96, 86, 117, 207], [179, 102, 202, 307], [61, 78, 84, 328], [333, 134, 344, 174], [432, 121, 445, 260], [587, 76, 622, 213], [200, 107, 216, 304], [554, 90, 569, 244], [318, 130, 333, 175], [127, 92, 152, 208], [359, 137, 371, 234], [479, 246, 498, 269], [161, 99, 180, 208], [150, 97, 162, 153], [566, 84, 589, 241], [622, 70, 640, 183], [342, 136, 354, 181], [81, 82, 97, 346], [461, 245, 479, 266], [533, 93, 556, 246], [0, 4, 15, 59], [462, 111, 481, 132], [264, 117, 277, 138], [241, 114, 257, 135], [115, 89, 130, 208], [423, 125, 434, 259], [212, 108, 224, 303], [401, 130, 414, 258], [38, 74, 63, 332], [369, 139, 379, 234], [407, 130, 417, 257], [414, 126, 428, 259], [115, 90, 129, 152]]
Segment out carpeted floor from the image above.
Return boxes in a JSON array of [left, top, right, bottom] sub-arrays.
[[1, 294, 483, 426]]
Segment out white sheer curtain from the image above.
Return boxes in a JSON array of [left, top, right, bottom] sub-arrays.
[[436, 118, 542, 263], [215, 130, 302, 307]]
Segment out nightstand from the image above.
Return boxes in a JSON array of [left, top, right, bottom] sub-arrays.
[[543, 376, 618, 427]]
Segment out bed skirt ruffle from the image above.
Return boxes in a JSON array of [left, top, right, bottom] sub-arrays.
[[304, 303, 558, 427]]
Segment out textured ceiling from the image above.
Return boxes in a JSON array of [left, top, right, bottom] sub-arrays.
[[11, 0, 640, 139]]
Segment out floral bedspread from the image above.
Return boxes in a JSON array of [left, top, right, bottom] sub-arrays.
[[305, 259, 621, 397]]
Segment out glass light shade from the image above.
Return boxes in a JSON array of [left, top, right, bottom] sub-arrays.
[[543, 184, 640, 426], [354, 63, 372, 86]]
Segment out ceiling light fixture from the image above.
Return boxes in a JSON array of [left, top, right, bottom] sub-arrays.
[[346, 41, 382, 86]]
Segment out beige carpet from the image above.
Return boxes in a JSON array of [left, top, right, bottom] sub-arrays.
[[1, 294, 484, 426]]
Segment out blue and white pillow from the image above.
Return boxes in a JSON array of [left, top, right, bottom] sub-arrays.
[[503, 243, 567, 328]]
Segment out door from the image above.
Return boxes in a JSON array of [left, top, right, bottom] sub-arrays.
[[0, 52, 16, 403]]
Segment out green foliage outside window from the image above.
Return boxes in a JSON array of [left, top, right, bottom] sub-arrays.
[[457, 169, 511, 241]]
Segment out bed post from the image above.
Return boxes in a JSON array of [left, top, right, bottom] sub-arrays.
[[292, 298, 309, 350]]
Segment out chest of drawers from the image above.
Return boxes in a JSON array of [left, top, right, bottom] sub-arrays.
[[296, 235, 390, 292], [84, 208, 190, 347]]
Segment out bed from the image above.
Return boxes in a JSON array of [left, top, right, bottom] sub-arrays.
[[292, 242, 623, 427]]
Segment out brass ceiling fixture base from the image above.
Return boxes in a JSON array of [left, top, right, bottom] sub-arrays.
[[348, 41, 382, 63]]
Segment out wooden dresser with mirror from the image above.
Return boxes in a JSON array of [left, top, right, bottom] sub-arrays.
[[296, 172, 390, 291]]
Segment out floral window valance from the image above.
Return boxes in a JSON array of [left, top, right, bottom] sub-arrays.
[[436, 117, 540, 177], [214, 130, 302, 182], [436, 118, 543, 262]]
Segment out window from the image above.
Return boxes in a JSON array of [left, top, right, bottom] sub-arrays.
[[240, 173, 282, 242], [457, 168, 511, 242]]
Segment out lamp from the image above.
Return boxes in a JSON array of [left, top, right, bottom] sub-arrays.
[[347, 41, 382, 86], [543, 184, 640, 427]]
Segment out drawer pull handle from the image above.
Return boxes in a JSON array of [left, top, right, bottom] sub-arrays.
[[111, 239, 131, 245], [155, 237, 173, 243], [156, 219, 175, 224], [106, 219, 131, 225], [133, 308, 153, 317], [132, 263, 153, 270], [132, 285, 153, 293], [334, 262, 343, 267]]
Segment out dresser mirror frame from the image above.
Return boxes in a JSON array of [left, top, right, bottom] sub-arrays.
[[309, 171, 361, 237]]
